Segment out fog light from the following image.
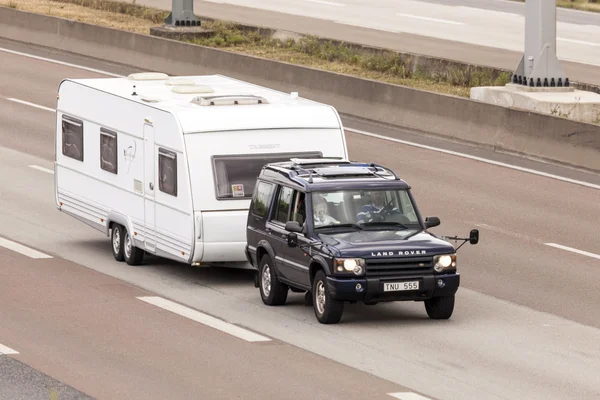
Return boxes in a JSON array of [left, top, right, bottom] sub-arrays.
[[355, 283, 363, 292], [437, 279, 445, 288]]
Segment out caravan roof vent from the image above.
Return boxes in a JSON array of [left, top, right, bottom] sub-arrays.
[[191, 95, 269, 106], [166, 78, 196, 86], [172, 85, 215, 94], [127, 72, 169, 81]]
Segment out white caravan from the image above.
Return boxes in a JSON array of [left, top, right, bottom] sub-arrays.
[[54, 73, 348, 267]]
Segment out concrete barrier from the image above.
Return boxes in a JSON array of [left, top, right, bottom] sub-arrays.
[[1, 6, 599, 172]]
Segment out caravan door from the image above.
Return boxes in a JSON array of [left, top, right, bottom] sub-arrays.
[[143, 122, 157, 252]]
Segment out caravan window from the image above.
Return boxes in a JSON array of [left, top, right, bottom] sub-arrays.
[[159, 148, 178, 196], [62, 115, 84, 161], [100, 128, 118, 174], [212, 152, 322, 200]]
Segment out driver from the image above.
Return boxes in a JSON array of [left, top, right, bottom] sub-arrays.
[[313, 196, 339, 227], [356, 191, 398, 223]]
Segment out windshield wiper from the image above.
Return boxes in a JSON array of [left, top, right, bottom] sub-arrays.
[[315, 223, 363, 230], [360, 221, 409, 230]]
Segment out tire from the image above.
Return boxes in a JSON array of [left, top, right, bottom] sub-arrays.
[[123, 228, 144, 266], [111, 224, 125, 262], [258, 255, 288, 306], [312, 270, 344, 324], [424, 295, 455, 319]]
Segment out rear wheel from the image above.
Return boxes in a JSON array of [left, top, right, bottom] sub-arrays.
[[312, 270, 344, 324], [111, 224, 124, 262], [424, 295, 455, 319], [123, 228, 144, 266], [258, 255, 288, 305]]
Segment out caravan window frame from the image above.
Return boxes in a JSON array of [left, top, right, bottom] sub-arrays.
[[100, 127, 118, 174], [61, 114, 84, 162], [158, 147, 178, 197], [211, 151, 323, 201]]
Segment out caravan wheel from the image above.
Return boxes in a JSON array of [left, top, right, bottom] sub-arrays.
[[123, 229, 144, 266], [111, 224, 125, 262]]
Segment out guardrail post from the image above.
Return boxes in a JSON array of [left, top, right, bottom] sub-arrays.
[[164, 0, 200, 27], [513, 0, 567, 87]]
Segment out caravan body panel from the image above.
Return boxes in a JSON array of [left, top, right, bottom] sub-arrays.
[[55, 74, 349, 266], [55, 80, 194, 263]]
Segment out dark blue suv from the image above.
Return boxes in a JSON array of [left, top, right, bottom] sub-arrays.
[[244, 158, 479, 324]]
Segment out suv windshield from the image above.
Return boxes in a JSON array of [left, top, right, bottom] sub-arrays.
[[311, 189, 421, 229]]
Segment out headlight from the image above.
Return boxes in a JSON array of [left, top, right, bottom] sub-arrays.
[[433, 253, 456, 272], [334, 258, 365, 275]]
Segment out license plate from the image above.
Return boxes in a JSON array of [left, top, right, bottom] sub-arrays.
[[383, 281, 420, 292]]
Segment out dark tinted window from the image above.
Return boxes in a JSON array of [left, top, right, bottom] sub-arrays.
[[273, 186, 294, 224], [62, 115, 83, 161], [159, 148, 177, 196], [251, 181, 274, 218], [100, 128, 118, 174]]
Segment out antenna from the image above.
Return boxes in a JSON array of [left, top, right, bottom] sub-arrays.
[[132, 85, 137, 96]]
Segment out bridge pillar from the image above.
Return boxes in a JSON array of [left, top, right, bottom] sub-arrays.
[[513, 0, 568, 88], [164, 0, 201, 27]]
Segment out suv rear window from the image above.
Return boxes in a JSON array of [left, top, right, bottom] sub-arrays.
[[212, 152, 322, 199]]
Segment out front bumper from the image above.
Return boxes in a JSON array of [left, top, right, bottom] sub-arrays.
[[325, 273, 459, 302]]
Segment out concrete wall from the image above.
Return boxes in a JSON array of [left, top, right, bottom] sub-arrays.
[[1, 7, 599, 172]]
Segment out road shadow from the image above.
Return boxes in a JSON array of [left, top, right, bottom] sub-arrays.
[[79, 238, 460, 325]]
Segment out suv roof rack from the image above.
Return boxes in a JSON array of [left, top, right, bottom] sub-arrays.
[[280, 159, 399, 183]]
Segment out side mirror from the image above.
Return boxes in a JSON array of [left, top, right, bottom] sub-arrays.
[[287, 232, 298, 248], [425, 216, 440, 228], [285, 221, 303, 233], [469, 229, 479, 245]]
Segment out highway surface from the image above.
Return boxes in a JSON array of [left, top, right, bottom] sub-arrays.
[[130, 0, 600, 85], [0, 37, 600, 400]]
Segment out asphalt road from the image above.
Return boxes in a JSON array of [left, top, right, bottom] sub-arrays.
[[128, 0, 600, 86], [0, 246, 409, 400], [0, 39, 599, 400]]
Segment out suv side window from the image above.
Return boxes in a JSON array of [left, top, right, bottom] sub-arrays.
[[273, 186, 294, 224], [291, 191, 306, 226], [251, 180, 275, 218]]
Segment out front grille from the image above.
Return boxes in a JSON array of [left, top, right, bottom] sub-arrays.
[[365, 256, 434, 278]]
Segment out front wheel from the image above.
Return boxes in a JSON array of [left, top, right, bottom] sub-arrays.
[[111, 224, 124, 262], [424, 295, 455, 319], [312, 270, 344, 324], [258, 255, 288, 306]]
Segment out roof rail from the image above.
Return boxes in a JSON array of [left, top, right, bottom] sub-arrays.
[[367, 162, 399, 180], [191, 94, 268, 106]]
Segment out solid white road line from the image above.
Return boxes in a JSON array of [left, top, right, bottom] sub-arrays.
[[558, 38, 600, 47], [137, 296, 272, 342], [388, 392, 432, 400], [396, 13, 464, 25], [306, 0, 345, 6], [0, 47, 124, 77], [0, 343, 19, 355], [345, 128, 600, 191], [544, 243, 600, 261], [29, 165, 54, 175], [6, 98, 55, 113], [0, 237, 53, 259]]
